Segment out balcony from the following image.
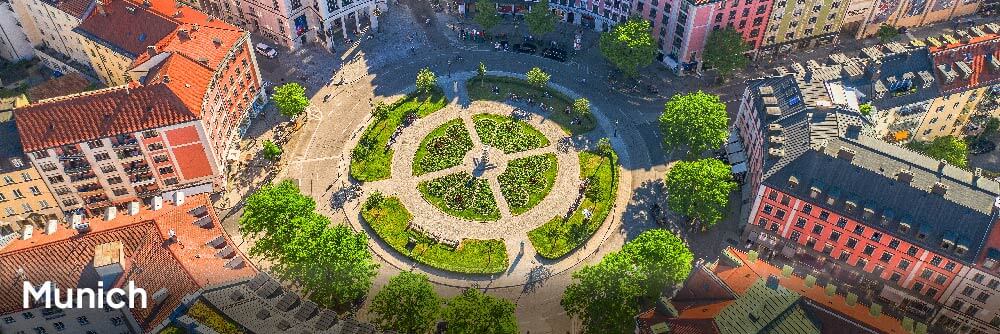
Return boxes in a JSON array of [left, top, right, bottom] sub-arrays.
[[117, 148, 144, 161], [112, 137, 139, 148], [124, 163, 150, 175], [58, 152, 85, 161], [135, 185, 161, 198], [62, 162, 92, 174], [76, 184, 102, 193], [130, 173, 155, 186], [69, 173, 98, 183]]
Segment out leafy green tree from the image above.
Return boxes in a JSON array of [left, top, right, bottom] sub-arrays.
[[525, 0, 556, 36], [239, 180, 316, 260], [597, 137, 613, 157], [370, 272, 441, 334], [620, 229, 694, 299], [474, 0, 501, 32], [983, 117, 1000, 138], [877, 24, 898, 43], [906, 135, 968, 168], [702, 28, 750, 79], [416, 68, 438, 93], [665, 158, 736, 229], [442, 288, 518, 334], [526, 67, 550, 88], [561, 252, 643, 334], [658, 91, 728, 156], [272, 82, 309, 118], [859, 103, 873, 116], [262, 139, 282, 161], [371, 100, 389, 121], [275, 216, 379, 307], [477, 62, 488, 87], [599, 18, 655, 78], [573, 98, 591, 119]]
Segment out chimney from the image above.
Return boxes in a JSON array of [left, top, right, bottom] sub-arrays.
[[71, 214, 83, 225], [127, 201, 140, 215], [212, 37, 223, 45], [931, 182, 948, 196], [765, 275, 780, 290], [837, 146, 856, 162], [104, 206, 117, 221], [938, 159, 948, 173], [897, 169, 914, 183], [96, 0, 106, 15], [93, 241, 125, 287], [788, 175, 799, 188], [146, 45, 157, 57], [20, 225, 33, 240], [173, 191, 185, 206], [177, 29, 189, 39], [152, 288, 169, 305], [152, 196, 163, 211], [142, 0, 150, 7], [44, 220, 58, 235], [975, 167, 983, 183], [162, 75, 170, 83]]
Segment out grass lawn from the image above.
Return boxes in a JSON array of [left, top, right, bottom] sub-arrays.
[[362, 195, 509, 274], [159, 325, 188, 334], [413, 119, 473, 176], [350, 87, 447, 181], [419, 172, 500, 221], [473, 114, 549, 154], [466, 75, 595, 135], [528, 150, 619, 259], [498, 154, 557, 215], [186, 300, 242, 334]]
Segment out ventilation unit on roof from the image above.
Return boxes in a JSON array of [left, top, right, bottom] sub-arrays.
[[956, 61, 973, 79], [931, 182, 949, 196], [918, 71, 935, 88], [897, 169, 914, 183], [768, 148, 785, 157], [769, 123, 783, 132], [769, 136, 785, 146], [937, 64, 958, 84], [758, 85, 774, 96], [212, 37, 223, 45]]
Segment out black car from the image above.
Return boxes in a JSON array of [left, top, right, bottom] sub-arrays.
[[970, 140, 997, 155], [542, 48, 567, 62], [516, 43, 537, 54]]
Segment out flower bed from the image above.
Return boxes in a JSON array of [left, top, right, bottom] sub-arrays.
[[527, 150, 619, 259], [413, 119, 473, 175], [473, 114, 549, 154], [498, 154, 557, 215], [466, 75, 595, 135], [350, 87, 446, 181], [361, 195, 508, 274], [419, 172, 500, 221]]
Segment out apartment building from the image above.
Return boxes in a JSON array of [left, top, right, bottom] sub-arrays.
[[8, 0, 96, 77], [204, 0, 324, 50], [845, 0, 980, 39], [0, 113, 60, 231], [74, 0, 180, 86], [547, 0, 631, 32], [758, 0, 847, 57], [0, 0, 32, 61], [319, 0, 384, 42], [636, 248, 917, 333]]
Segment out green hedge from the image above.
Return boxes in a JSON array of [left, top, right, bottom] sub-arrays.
[[350, 87, 447, 181], [498, 154, 557, 215], [159, 326, 188, 334], [473, 114, 549, 154], [186, 300, 242, 334], [466, 76, 595, 135], [528, 150, 619, 259], [362, 195, 509, 274], [413, 119, 473, 175]]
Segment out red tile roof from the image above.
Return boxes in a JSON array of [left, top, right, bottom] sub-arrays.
[[26, 73, 91, 102], [42, 0, 95, 18], [12, 55, 211, 152], [132, 0, 244, 70], [0, 194, 256, 330], [931, 32, 1000, 94], [75, 0, 179, 58]]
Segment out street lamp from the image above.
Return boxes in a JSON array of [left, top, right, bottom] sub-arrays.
[[614, 119, 619, 137], [447, 59, 453, 77]]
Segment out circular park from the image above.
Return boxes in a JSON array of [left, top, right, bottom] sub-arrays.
[[347, 70, 621, 276]]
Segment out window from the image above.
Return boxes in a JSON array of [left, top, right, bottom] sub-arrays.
[[846, 237, 858, 249], [912, 281, 924, 293], [100, 165, 116, 174], [791, 231, 802, 242], [962, 286, 975, 296], [780, 195, 790, 205], [3, 175, 13, 184], [87, 140, 103, 149], [775, 209, 786, 219], [925, 288, 938, 297], [107, 177, 122, 185], [888, 239, 900, 249], [20, 172, 31, 182], [811, 225, 823, 235], [29, 186, 41, 196], [76, 316, 88, 325], [164, 178, 179, 186], [822, 243, 833, 255], [768, 190, 778, 200], [802, 204, 812, 214], [795, 218, 807, 228], [763, 204, 773, 214], [880, 252, 892, 262], [930, 256, 942, 266], [853, 225, 865, 235], [23, 312, 34, 319], [819, 211, 830, 221], [920, 269, 933, 279], [830, 231, 841, 242], [147, 143, 164, 151], [935, 275, 947, 285], [988, 279, 999, 290], [153, 155, 169, 163], [112, 188, 128, 196], [974, 273, 985, 283], [158, 166, 174, 175], [21, 203, 32, 213], [898, 260, 910, 270], [39, 200, 50, 209], [94, 152, 111, 161], [944, 262, 956, 271], [53, 322, 65, 331], [2, 316, 12, 324], [806, 237, 817, 248], [907, 246, 918, 257], [889, 272, 902, 282], [863, 244, 875, 255], [835, 217, 846, 228], [758, 218, 768, 227], [12, 189, 23, 199], [966, 305, 980, 316], [952, 299, 964, 310], [870, 232, 882, 242], [856, 258, 868, 268], [839, 251, 851, 261]]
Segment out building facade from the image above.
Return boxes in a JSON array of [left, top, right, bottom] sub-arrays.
[[0, 115, 61, 227], [205, 0, 325, 50], [0, 0, 32, 61], [847, 0, 981, 38], [548, 0, 630, 32], [73, 0, 179, 86], [318, 0, 383, 43], [8, 0, 96, 75], [758, 0, 847, 57]]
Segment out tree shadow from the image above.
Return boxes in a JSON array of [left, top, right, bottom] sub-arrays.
[[621, 179, 665, 241], [521, 265, 552, 294]]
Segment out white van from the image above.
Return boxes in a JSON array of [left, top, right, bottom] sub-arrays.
[[255, 43, 278, 58]]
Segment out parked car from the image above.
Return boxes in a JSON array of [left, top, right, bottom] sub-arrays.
[[255, 43, 278, 58], [970, 140, 996, 155]]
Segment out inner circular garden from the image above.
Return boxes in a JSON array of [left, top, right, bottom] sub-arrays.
[[350, 73, 621, 275]]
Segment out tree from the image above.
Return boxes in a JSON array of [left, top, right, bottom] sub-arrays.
[[442, 288, 518, 334], [239, 180, 316, 260], [416, 68, 437, 94], [477, 62, 488, 87], [599, 18, 655, 78], [370, 272, 441, 334], [620, 229, 694, 299], [473, 0, 501, 32], [524, 0, 556, 36], [526, 67, 550, 88], [702, 28, 750, 79], [877, 24, 898, 43], [272, 82, 309, 118], [665, 158, 736, 229], [597, 137, 613, 157], [274, 216, 379, 307], [658, 91, 729, 156], [371, 100, 389, 121], [572, 98, 591, 119], [906, 135, 968, 168], [983, 117, 1000, 138], [561, 252, 643, 334], [262, 139, 282, 161], [859, 103, 873, 116]]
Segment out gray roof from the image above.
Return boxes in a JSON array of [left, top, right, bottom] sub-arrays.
[[199, 273, 382, 334], [0, 113, 31, 174], [763, 131, 1000, 264]]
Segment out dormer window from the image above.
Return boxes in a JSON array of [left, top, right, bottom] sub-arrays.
[[899, 221, 911, 233], [940, 240, 952, 250]]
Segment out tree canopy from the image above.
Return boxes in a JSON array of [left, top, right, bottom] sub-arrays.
[[599, 18, 655, 78], [442, 288, 518, 334], [416, 68, 438, 93], [525, 0, 556, 36], [370, 272, 441, 334], [658, 91, 729, 156], [877, 24, 898, 43], [474, 0, 501, 32], [573, 98, 591, 119], [526, 67, 550, 88], [272, 82, 309, 118], [702, 28, 750, 79], [262, 139, 282, 161], [906, 135, 968, 168], [620, 229, 694, 299], [240, 180, 316, 259], [665, 158, 736, 229]]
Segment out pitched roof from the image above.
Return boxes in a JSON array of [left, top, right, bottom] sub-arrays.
[[41, 0, 95, 18], [713, 281, 818, 334], [0, 194, 255, 330], [763, 133, 1000, 264], [26, 73, 92, 103], [131, 0, 244, 70], [930, 33, 1000, 94], [75, 0, 179, 58]]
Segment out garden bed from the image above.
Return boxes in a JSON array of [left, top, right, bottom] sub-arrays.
[[361, 195, 509, 274], [498, 154, 557, 215], [186, 300, 242, 334], [350, 87, 447, 181], [473, 114, 549, 154], [418, 172, 501, 221], [413, 119, 473, 176], [466, 75, 595, 135], [527, 150, 619, 259]]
